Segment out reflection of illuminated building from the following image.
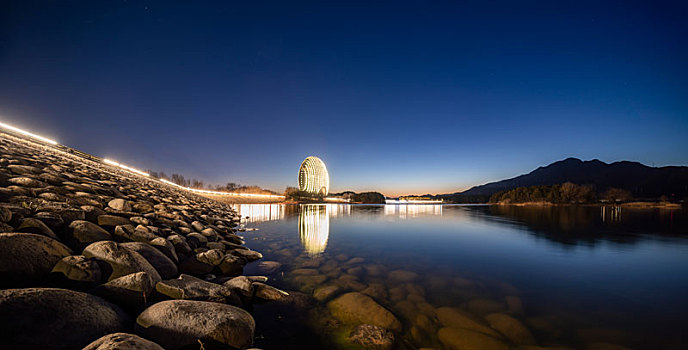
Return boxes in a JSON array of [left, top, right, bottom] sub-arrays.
[[298, 156, 329, 196], [232, 204, 285, 223], [384, 204, 443, 218], [299, 204, 330, 256]]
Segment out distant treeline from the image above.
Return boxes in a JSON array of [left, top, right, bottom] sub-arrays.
[[489, 183, 634, 204], [147, 170, 277, 195]]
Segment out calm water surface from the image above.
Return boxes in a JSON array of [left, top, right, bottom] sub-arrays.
[[234, 204, 688, 350]]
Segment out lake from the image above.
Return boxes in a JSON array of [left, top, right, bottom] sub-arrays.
[[233, 204, 688, 350]]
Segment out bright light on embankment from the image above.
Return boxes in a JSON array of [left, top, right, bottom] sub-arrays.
[[0, 121, 58, 145], [103, 159, 150, 177], [160, 178, 285, 198]]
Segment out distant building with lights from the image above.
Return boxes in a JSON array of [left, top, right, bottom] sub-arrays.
[[298, 156, 329, 196]]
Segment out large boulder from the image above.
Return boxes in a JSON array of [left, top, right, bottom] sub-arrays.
[[83, 333, 164, 350], [17, 217, 59, 239], [0, 288, 131, 350], [135, 300, 255, 349], [327, 292, 402, 332], [83, 241, 161, 283], [121, 242, 178, 279], [0, 232, 72, 287]]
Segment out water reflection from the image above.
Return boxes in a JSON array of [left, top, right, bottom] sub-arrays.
[[383, 204, 442, 218], [232, 204, 286, 223], [299, 204, 330, 256]]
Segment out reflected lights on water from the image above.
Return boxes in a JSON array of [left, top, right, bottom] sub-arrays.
[[299, 204, 330, 256], [384, 204, 443, 218]]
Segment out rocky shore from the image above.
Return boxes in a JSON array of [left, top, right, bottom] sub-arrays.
[[0, 133, 287, 350]]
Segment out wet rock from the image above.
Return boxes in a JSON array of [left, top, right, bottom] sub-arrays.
[[83, 333, 164, 350], [292, 268, 320, 275], [218, 254, 245, 276], [223, 276, 253, 297], [17, 217, 59, 239], [387, 269, 419, 283], [68, 220, 112, 248], [362, 282, 388, 301], [485, 313, 535, 345], [51, 255, 102, 285], [327, 292, 402, 332], [313, 284, 341, 301], [436, 307, 501, 337], [108, 198, 132, 212], [121, 242, 177, 279], [135, 299, 255, 350], [349, 324, 395, 350], [255, 260, 282, 274], [92, 272, 156, 310], [0, 288, 130, 350], [83, 241, 161, 283], [231, 248, 263, 262], [156, 274, 233, 302], [438, 327, 509, 350], [294, 274, 328, 291], [253, 282, 289, 302], [0, 232, 72, 287]]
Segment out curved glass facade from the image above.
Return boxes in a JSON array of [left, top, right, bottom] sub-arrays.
[[298, 156, 329, 196]]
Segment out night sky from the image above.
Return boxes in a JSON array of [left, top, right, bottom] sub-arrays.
[[1, 1, 686, 196]]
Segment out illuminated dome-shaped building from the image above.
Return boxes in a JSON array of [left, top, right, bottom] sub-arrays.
[[298, 156, 329, 196]]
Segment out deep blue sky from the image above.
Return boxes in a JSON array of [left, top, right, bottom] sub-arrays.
[[1, 1, 686, 196]]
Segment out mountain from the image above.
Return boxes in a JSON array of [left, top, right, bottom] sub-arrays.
[[443, 157, 688, 200]]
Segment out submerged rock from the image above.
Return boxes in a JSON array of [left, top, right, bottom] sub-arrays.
[[436, 307, 501, 337], [327, 292, 402, 332], [349, 324, 395, 350], [485, 312, 536, 345], [0, 288, 131, 350], [83, 333, 164, 350], [438, 327, 509, 350], [135, 300, 255, 350]]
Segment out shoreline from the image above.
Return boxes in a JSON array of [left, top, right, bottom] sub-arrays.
[[490, 201, 684, 209]]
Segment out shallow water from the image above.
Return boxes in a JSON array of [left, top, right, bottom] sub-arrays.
[[235, 204, 688, 349]]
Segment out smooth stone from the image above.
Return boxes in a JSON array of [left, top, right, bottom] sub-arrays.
[[17, 217, 59, 239], [83, 241, 161, 283], [149, 237, 179, 262], [313, 284, 341, 301], [218, 254, 245, 276], [51, 255, 102, 284], [135, 300, 255, 350], [438, 327, 509, 350], [83, 333, 164, 350], [292, 268, 319, 275], [156, 274, 232, 302], [327, 292, 402, 332], [121, 242, 178, 279], [436, 307, 502, 337], [349, 324, 395, 350], [114, 224, 158, 243], [33, 211, 65, 228], [92, 272, 156, 310], [108, 198, 132, 212], [0, 288, 131, 350], [0, 232, 72, 287], [223, 276, 253, 297], [253, 282, 289, 301], [231, 248, 263, 261], [255, 260, 282, 274], [485, 312, 536, 345], [98, 215, 131, 227], [362, 282, 389, 301], [68, 220, 112, 248]]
